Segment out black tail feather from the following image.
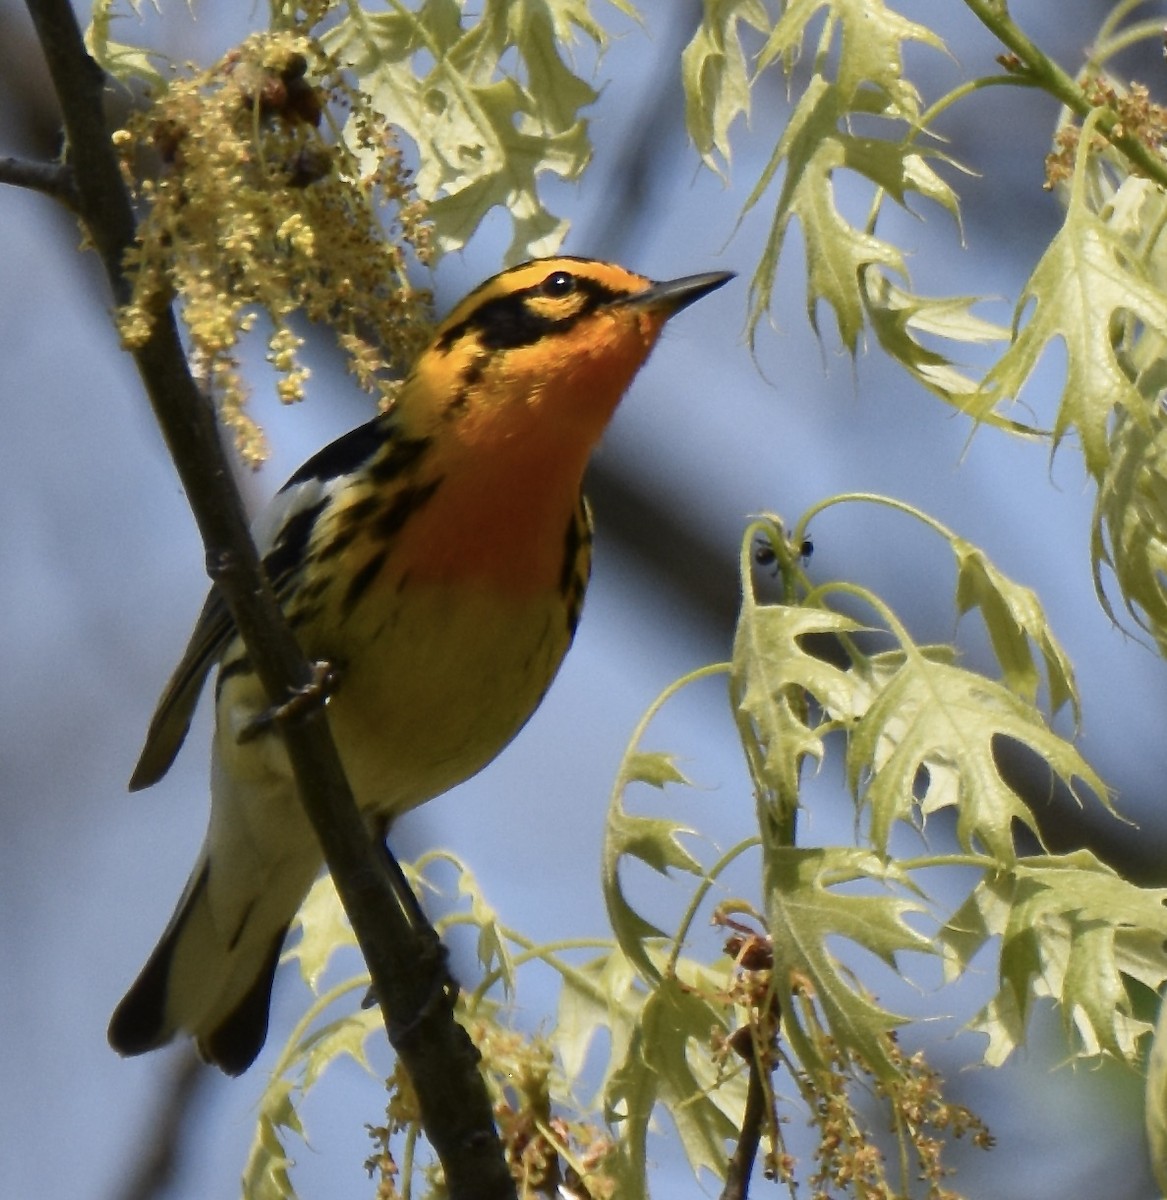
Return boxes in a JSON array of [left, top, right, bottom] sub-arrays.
[[199, 926, 288, 1076], [108, 862, 211, 1057], [108, 945, 175, 1056]]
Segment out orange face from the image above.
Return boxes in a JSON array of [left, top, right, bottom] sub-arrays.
[[414, 258, 729, 443], [387, 258, 731, 593]]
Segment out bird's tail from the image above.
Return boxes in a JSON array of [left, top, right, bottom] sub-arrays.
[[108, 826, 321, 1074]]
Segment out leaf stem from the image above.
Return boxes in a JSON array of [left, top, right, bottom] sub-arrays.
[[894, 853, 997, 873], [1093, 0, 1156, 50], [603, 660, 731, 986], [1088, 18, 1166, 66], [271, 976, 371, 1081], [456, 928, 624, 1009], [962, 0, 1167, 187], [791, 492, 956, 550], [916, 73, 1037, 132], [666, 838, 763, 978]]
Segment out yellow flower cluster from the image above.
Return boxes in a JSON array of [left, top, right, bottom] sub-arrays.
[[114, 31, 434, 465]]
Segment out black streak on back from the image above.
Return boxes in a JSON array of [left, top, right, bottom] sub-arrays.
[[373, 478, 443, 542]]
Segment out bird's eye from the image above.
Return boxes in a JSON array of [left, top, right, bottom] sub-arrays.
[[541, 270, 576, 297]]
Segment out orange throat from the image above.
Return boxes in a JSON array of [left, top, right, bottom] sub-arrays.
[[391, 303, 666, 598], [393, 410, 594, 599]]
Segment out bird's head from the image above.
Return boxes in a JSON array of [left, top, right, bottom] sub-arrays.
[[404, 257, 734, 448]]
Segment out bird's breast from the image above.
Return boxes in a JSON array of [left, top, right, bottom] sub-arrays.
[[324, 579, 576, 816]]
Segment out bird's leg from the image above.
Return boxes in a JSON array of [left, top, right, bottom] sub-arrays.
[[237, 659, 341, 742], [369, 812, 446, 950], [362, 818, 455, 1026]]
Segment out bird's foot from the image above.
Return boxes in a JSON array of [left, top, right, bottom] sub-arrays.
[[238, 659, 341, 742]]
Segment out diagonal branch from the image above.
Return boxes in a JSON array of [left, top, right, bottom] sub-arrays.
[[20, 2, 514, 1196], [963, 0, 1167, 189]]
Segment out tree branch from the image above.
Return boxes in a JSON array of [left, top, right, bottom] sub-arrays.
[[0, 153, 77, 207], [720, 1043, 767, 1200], [21, 2, 514, 1195]]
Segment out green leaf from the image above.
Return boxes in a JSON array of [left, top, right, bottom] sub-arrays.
[[734, 504, 1104, 861], [622, 750, 691, 790], [731, 599, 865, 833], [326, 0, 619, 260], [863, 270, 1010, 404], [603, 669, 723, 984], [606, 974, 738, 1188], [241, 1078, 303, 1200], [285, 875, 359, 991], [553, 947, 643, 1102], [977, 122, 1167, 477], [85, 0, 167, 91], [641, 976, 739, 1174], [841, 130, 962, 214], [1146, 997, 1167, 1195], [940, 852, 1167, 1064], [756, 0, 944, 118], [602, 800, 703, 983], [605, 808, 703, 882], [764, 846, 931, 1081], [296, 1009, 383, 1088], [1092, 404, 1167, 656], [455, 860, 516, 992], [737, 0, 964, 352], [847, 647, 1106, 860], [951, 536, 1080, 718], [605, 1024, 657, 1193], [744, 75, 910, 351], [681, 0, 772, 171]]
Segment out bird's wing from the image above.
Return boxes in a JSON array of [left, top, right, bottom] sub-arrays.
[[128, 587, 237, 791], [128, 417, 393, 791]]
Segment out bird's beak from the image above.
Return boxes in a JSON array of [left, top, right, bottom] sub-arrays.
[[623, 270, 735, 316]]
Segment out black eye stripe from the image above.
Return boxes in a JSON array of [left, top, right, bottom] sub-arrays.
[[437, 275, 624, 352]]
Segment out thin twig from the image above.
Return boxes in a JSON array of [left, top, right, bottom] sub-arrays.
[[20, 2, 514, 1196], [720, 1046, 767, 1200], [0, 154, 77, 207], [963, 0, 1167, 188]]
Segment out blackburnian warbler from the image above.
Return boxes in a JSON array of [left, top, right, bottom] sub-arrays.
[[108, 256, 732, 1074]]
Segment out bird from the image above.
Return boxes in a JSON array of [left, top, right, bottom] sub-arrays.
[[108, 256, 733, 1075]]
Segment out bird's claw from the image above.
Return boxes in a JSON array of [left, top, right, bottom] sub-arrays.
[[238, 660, 341, 742]]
